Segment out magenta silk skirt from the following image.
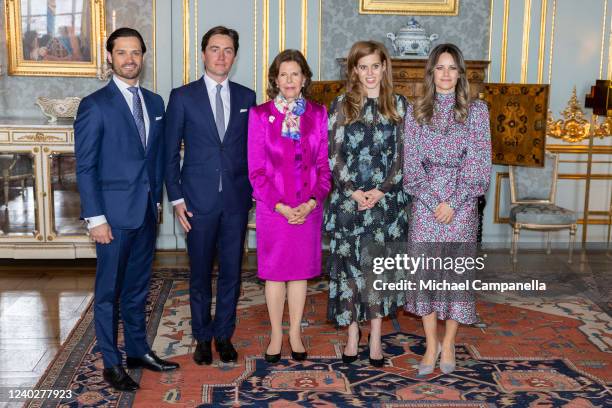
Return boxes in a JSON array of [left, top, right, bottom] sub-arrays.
[[255, 201, 324, 281]]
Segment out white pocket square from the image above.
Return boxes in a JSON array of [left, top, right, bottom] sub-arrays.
[[155, 116, 163, 120], [240, 108, 248, 113]]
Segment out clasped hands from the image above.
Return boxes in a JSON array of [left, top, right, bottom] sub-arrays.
[[434, 202, 454, 224], [351, 189, 384, 211], [275, 199, 316, 224]]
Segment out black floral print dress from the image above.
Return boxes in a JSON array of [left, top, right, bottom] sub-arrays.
[[325, 94, 409, 326]]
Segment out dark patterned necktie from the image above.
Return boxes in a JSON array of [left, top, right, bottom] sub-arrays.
[[128, 86, 146, 148]]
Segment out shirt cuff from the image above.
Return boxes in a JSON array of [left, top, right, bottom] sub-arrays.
[[85, 215, 107, 229], [171, 198, 185, 206]]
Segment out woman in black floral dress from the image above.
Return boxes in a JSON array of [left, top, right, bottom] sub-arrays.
[[325, 41, 409, 367]]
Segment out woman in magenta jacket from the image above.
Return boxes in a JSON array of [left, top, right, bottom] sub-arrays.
[[248, 49, 331, 363]]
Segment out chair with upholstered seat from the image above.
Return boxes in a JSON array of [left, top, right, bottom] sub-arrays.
[[509, 152, 577, 263]]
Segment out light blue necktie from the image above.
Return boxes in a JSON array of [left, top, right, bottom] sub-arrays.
[[127, 86, 146, 148]]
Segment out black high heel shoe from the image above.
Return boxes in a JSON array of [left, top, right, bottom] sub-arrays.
[[342, 327, 362, 364], [264, 351, 281, 363], [368, 334, 385, 368], [264, 342, 281, 363], [290, 338, 307, 361]]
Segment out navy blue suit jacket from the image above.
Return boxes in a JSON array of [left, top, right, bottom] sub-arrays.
[[75, 80, 165, 229], [164, 78, 256, 214]]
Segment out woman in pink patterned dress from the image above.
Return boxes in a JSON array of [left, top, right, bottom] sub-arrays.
[[403, 43, 491, 375]]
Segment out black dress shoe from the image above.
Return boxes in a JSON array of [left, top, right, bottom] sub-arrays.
[[215, 338, 238, 363], [342, 327, 362, 364], [102, 365, 139, 392], [194, 340, 213, 365], [127, 351, 180, 372]]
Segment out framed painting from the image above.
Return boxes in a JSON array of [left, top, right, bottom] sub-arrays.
[[4, 0, 105, 77], [359, 0, 459, 15], [480, 84, 550, 167]]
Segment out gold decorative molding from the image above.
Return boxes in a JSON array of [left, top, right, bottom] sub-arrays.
[[301, 0, 308, 58], [547, 144, 612, 154], [279, 0, 286, 51], [609, 12, 612, 80], [318, 0, 322, 80], [487, 0, 494, 80], [500, 0, 510, 82], [253, 0, 258, 92], [183, 0, 190, 84], [16, 133, 63, 143], [537, 0, 547, 83], [599, 0, 608, 80], [359, 0, 459, 15], [262, 0, 270, 101], [194, 0, 199, 78], [546, 87, 606, 143], [153, 0, 157, 91], [547, 0, 556, 84], [520, 0, 531, 83]]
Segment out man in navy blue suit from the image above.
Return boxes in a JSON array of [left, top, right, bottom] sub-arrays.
[[75, 28, 179, 392], [165, 26, 256, 365]]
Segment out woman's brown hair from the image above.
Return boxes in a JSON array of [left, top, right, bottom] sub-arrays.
[[413, 43, 470, 125], [267, 49, 313, 99], [343, 41, 400, 125]]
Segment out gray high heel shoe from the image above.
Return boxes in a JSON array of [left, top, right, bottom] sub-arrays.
[[418, 342, 441, 376], [440, 346, 456, 374]]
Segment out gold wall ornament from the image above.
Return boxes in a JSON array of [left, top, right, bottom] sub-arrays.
[[359, 0, 459, 15], [547, 87, 591, 142], [593, 116, 612, 138], [4, 0, 106, 77], [17, 133, 63, 143], [547, 86, 612, 142]]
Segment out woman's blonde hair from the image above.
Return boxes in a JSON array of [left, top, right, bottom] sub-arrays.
[[413, 43, 470, 125], [343, 41, 400, 125]]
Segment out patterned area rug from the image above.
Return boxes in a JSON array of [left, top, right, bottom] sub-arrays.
[[26, 268, 612, 407]]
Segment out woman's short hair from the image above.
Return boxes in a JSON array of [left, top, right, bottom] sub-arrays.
[[267, 49, 313, 99]]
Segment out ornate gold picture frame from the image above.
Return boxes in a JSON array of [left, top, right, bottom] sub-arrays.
[[4, 0, 106, 77], [359, 0, 459, 15]]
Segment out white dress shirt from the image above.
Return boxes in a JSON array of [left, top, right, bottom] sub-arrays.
[[85, 75, 151, 229], [172, 72, 231, 207]]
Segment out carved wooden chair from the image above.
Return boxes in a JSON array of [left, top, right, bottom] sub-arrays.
[[509, 152, 578, 263]]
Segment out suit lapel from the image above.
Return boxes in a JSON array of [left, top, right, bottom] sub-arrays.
[[141, 90, 156, 155], [224, 82, 240, 143], [106, 80, 145, 156]]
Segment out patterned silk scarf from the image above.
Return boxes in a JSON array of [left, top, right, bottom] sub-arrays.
[[274, 94, 306, 140]]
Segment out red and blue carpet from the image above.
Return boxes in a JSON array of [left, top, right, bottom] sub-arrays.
[[26, 268, 611, 407]]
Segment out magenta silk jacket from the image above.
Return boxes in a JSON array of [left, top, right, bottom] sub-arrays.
[[247, 99, 331, 211]]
